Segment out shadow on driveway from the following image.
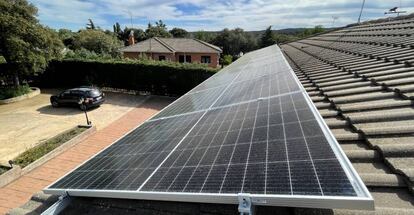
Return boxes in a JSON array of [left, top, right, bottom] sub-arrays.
[[36, 105, 83, 116]]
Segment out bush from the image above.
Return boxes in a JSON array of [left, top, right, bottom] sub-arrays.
[[0, 84, 31, 100], [64, 48, 116, 61], [37, 59, 218, 96], [221, 55, 233, 65]]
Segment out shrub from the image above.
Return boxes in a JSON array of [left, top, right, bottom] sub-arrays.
[[221, 55, 233, 65], [37, 59, 218, 96], [0, 84, 31, 100]]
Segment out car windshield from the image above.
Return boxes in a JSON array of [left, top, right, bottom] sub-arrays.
[[88, 90, 101, 97], [60, 90, 70, 96]]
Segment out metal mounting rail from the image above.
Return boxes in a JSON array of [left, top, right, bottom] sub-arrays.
[[41, 192, 72, 215]]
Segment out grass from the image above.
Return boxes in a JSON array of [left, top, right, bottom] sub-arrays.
[[0, 84, 32, 100], [13, 127, 88, 168]]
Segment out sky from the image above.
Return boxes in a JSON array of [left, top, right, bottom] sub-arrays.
[[29, 0, 414, 32]]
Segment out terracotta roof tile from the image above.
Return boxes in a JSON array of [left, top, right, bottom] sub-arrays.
[[282, 17, 414, 214]]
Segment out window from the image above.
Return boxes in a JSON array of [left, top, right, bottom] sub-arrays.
[[179, 55, 191, 63], [159, 55, 166, 61], [70, 90, 83, 97], [201, 56, 211, 64], [60, 90, 71, 97]]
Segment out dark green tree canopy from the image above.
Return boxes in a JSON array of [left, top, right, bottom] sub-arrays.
[[214, 28, 258, 57], [0, 0, 64, 86], [193, 31, 216, 43], [300, 25, 325, 37], [121, 27, 146, 45], [58, 28, 76, 48], [260, 26, 275, 48], [169, 27, 188, 38], [145, 20, 172, 38]]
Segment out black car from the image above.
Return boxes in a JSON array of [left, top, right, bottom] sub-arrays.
[[50, 87, 105, 109]]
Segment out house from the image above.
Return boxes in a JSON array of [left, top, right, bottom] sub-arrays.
[[120, 33, 222, 68]]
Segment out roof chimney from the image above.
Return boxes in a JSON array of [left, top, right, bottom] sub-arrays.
[[128, 30, 135, 46]]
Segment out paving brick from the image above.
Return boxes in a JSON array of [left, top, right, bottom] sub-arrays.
[[6, 176, 51, 194], [41, 158, 79, 171], [0, 207, 10, 214], [25, 167, 65, 182]]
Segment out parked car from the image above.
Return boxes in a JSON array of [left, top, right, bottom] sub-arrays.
[[50, 87, 105, 109]]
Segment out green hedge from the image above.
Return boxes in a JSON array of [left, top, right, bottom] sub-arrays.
[[37, 59, 217, 96]]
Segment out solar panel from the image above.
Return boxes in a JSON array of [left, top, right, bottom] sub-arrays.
[[44, 45, 373, 210]]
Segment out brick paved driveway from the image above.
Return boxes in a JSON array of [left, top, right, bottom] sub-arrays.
[[0, 89, 151, 165], [0, 96, 173, 214]]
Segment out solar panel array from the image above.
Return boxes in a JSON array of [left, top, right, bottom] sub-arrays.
[[45, 45, 373, 210]]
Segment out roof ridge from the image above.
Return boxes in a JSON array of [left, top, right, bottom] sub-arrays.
[[153, 37, 176, 53], [193, 38, 222, 53]]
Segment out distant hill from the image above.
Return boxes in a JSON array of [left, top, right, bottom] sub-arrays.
[[249, 28, 310, 36]]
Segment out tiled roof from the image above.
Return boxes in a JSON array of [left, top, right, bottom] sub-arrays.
[[281, 17, 414, 214], [10, 18, 414, 215], [120, 37, 222, 54]]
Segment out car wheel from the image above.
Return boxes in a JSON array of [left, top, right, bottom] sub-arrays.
[[51, 101, 59, 107]]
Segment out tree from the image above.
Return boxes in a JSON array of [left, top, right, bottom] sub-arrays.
[[313, 25, 325, 34], [58, 29, 76, 48], [221, 55, 233, 65], [169, 27, 188, 38], [0, 0, 64, 87], [72, 29, 123, 57], [213, 28, 258, 56], [273, 33, 294, 44], [145, 20, 172, 38], [260, 26, 275, 48], [300, 25, 325, 38], [111, 22, 148, 46], [122, 27, 146, 45], [86, 19, 95, 30], [113, 22, 121, 36], [193, 31, 216, 43]]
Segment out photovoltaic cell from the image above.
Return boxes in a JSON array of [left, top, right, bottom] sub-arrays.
[[141, 93, 353, 196], [50, 112, 202, 190], [152, 86, 224, 119], [45, 45, 373, 210]]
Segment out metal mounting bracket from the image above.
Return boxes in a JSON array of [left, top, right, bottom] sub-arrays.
[[41, 191, 72, 215], [238, 193, 255, 215]]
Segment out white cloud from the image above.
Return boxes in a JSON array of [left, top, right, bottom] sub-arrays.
[[29, 0, 414, 31], [31, 0, 106, 27]]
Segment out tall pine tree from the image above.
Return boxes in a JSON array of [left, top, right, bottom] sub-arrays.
[[260, 26, 275, 48]]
